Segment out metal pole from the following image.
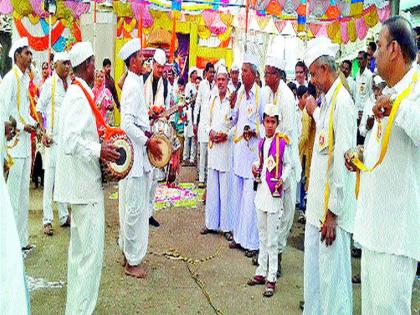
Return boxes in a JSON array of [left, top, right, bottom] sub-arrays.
[[48, 13, 52, 75], [93, 0, 97, 52]]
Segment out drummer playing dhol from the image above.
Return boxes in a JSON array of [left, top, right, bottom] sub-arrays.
[[118, 38, 162, 279]]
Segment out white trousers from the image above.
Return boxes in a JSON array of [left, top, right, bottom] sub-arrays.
[[278, 175, 297, 254], [198, 142, 208, 183], [148, 169, 164, 217], [361, 248, 417, 315], [205, 169, 231, 232], [43, 165, 68, 225], [122, 176, 150, 266], [7, 157, 31, 248], [118, 178, 127, 251], [65, 198, 104, 315], [303, 222, 352, 315], [183, 136, 196, 162], [256, 209, 281, 283]]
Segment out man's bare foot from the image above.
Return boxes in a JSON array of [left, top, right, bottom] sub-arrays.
[[124, 264, 147, 278]]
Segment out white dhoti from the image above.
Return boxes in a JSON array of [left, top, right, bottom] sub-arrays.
[[303, 222, 352, 315], [123, 176, 150, 266], [256, 209, 280, 282], [231, 174, 259, 251], [118, 178, 127, 251], [278, 175, 297, 253], [361, 248, 417, 315], [198, 142, 208, 183], [148, 168, 164, 217], [183, 136, 196, 162], [205, 169, 231, 232], [43, 146, 68, 225], [65, 198, 104, 315], [7, 157, 31, 248], [0, 173, 30, 315]]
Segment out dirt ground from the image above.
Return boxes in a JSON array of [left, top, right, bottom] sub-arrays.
[[25, 166, 420, 315]]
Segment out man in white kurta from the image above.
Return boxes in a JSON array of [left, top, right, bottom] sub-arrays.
[[260, 55, 301, 275], [303, 37, 357, 314], [0, 121, 30, 315], [193, 62, 215, 187], [0, 37, 36, 249], [119, 39, 160, 278], [144, 49, 168, 227], [36, 52, 71, 235], [202, 66, 232, 233], [183, 67, 198, 164], [230, 55, 262, 254], [352, 17, 420, 314], [54, 42, 120, 315]]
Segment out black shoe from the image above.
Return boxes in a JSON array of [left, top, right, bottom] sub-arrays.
[[149, 216, 160, 227], [299, 301, 304, 310]]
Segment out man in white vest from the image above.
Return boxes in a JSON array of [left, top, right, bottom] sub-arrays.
[[36, 52, 71, 236], [0, 37, 36, 250], [349, 16, 420, 314], [54, 42, 120, 315], [303, 37, 357, 314]]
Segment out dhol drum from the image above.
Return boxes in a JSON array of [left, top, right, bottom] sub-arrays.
[[101, 132, 134, 182], [148, 118, 175, 168]]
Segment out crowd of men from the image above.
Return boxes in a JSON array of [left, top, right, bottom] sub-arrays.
[[0, 15, 419, 315]]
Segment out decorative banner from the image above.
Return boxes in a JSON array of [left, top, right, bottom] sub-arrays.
[[355, 16, 367, 40], [350, 0, 363, 16]]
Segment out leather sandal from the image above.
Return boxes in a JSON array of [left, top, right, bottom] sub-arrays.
[[247, 275, 266, 286], [263, 281, 276, 297]]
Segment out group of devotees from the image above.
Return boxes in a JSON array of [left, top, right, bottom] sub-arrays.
[[0, 15, 419, 315]]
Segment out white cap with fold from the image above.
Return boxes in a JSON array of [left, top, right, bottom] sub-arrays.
[[189, 66, 198, 76], [266, 55, 285, 71], [243, 51, 258, 67], [264, 103, 280, 117], [70, 42, 94, 67], [53, 52, 70, 63], [9, 37, 29, 58], [304, 37, 339, 68], [230, 64, 240, 72], [119, 38, 141, 61], [216, 64, 228, 76], [153, 48, 166, 66]]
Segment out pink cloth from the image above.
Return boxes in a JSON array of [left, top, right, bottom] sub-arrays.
[[93, 83, 114, 123]]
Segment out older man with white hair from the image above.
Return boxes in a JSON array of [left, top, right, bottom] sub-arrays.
[[36, 52, 72, 236], [0, 37, 37, 250], [348, 16, 420, 314], [303, 37, 357, 314], [200, 64, 233, 237], [54, 42, 120, 315]]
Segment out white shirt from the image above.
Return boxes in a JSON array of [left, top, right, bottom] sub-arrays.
[[231, 84, 262, 179], [194, 79, 212, 143], [185, 81, 197, 100], [36, 73, 70, 141], [306, 78, 357, 233], [121, 71, 151, 178], [228, 80, 241, 94], [260, 81, 302, 183], [0, 65, 35, 158], [254, 135, 292, 213], [54, 77, 102, 204], [205, 92, 233, 172], [354, 67, 420, 261], [355, 68, 373, 112], [346, 76, 357, 101]]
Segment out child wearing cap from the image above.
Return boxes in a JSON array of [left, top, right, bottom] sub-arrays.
[[247, 103, 292, 297]]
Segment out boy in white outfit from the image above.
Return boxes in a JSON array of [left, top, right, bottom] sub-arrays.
[[247, 103, 292, 297]]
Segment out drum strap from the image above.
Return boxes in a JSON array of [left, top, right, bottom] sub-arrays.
[[72, 80, 124, 141]]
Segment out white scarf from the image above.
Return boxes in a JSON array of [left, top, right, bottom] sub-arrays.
[[144, 74, 165, 109]]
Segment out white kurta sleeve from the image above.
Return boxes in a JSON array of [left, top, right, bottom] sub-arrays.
[[193, 85, 202, 125], [123, 89, 148, 146], [395, 99, 420, 147], [62, 93, 101, 161], [312, 106, 321, 126], [328, 97, 356, 216], [203, 95, 214, 137], [359, 100, 373, 137], [280, 144, 292, 183], [0, 75, 19, 128]]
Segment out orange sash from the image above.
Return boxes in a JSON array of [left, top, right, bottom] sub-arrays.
[[72, 80, 124, 141]]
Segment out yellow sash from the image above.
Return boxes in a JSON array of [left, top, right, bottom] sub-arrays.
[[13, 66, 26, 125], [50, 75, 57, 134], [233, 84, 260, 143], [321, 81, 342, 226], [352, 71, 418, 197]]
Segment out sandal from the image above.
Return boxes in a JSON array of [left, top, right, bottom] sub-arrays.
[[263, 281, 276, 298], [224, 232, 233, 242], [251, 254, 259, 266], [228, 241, 241, 249], [245, 250, 258, 258], [352, 275, 361, 284], [247, 275, 266, 286]]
